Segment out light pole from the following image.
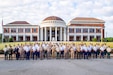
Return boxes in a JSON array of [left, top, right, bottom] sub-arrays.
[[106, 32, 107, 38]]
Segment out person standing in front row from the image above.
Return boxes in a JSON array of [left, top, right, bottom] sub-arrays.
[[8, 46, 13, 60], [39, 44, 44, 60], [60, 45, 64, 59], [56, 45, 60, 59], [106, 46, 112, 59], [32, 44, 37, 60], [3, 45, 9, 60], [14, 46, 20, 60], [93, 45, 98, 58], [70, 46, 75, 59], [83, 45, 88, 59], [100, 45, 105, 59], [25, 45, 30, 60]]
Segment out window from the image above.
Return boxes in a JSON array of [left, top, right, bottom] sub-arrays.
[[11, 28, 16, 33], [89, 28, 95, 33], [83, 28, 88, 33], [76, 28, 81, 33], [96, 36, 101, 41], [4, 28, 9, 33], [69, 36, 74, 41], [25, 28, 31, 33], [18, 28, 23, 33], [96, 28, 101, 33], [69, 28, 74, 33], [32, 28, 37, 33]]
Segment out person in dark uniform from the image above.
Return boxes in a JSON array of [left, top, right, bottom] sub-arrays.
[[14, 46, 20, 60], [83, 45, 88, 59], [8, 46, 13, 60], [3, 45, 9, 60]]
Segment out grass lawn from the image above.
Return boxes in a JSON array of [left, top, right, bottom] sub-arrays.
[[0, 41, 113, 50]]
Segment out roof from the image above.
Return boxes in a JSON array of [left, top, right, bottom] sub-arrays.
[[72, 17, 104, 22], [43, 16, 64, 21], [8, 21, 30, 24]]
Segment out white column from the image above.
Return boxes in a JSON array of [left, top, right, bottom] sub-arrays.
[[23, 28, 26, 41], [23, 35, 25, 41], [30, 35, 32, 41], [95, 28, 96, 33], [50, 27, 52, 41], [41, 27, 43, 41], [45, 27, 47, 41], [101, 27, 103, 42], [16, 35, 18, 41], [87, 35, 89, 41], [67, 27, 69, 41], [38, 27, 39, 41], [81, 35, 83, 41], [64, 27, 66, 41], [9, 28, 11, 38], [55, 27, 57, 41], [81, 28, 83, 41], [74, 35, 76, 41], [60, 27, 62, 41]]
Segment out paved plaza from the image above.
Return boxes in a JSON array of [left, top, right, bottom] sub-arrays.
[[0, 59, 113, 75]]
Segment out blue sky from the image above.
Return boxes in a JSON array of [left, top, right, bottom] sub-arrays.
[[0, 0, 113, 37]]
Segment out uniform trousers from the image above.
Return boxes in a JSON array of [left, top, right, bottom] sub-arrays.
[[32, 51, 37, 60], [83, 51, 88, 59], [26, 51, 30, 60], [36, 51, 40, 59]]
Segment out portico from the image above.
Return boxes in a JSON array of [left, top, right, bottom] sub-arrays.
[[40, 27, 66, 41]]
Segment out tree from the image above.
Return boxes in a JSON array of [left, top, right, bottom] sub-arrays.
[[9, 38, 13, 42], [92, 38, 97, 42], [3, 38, 6, 42]]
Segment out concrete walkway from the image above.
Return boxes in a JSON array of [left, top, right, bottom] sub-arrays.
[[0, 59, 113, 75]]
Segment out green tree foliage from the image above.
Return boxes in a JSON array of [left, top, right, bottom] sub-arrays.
[[92, 38, 97, 42], [3, 38, 6, 42], [9, 38, 13, 42]]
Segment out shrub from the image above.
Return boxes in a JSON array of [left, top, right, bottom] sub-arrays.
[[3, 38, 6, 42], [9, 38, 13, 42], [92, 38, 97, 42]]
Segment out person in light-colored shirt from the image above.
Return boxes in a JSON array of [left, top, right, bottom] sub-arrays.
[[106, 46, 112, 59], [3, 45, 9, 60], [32, 44, 37, 60], [93, 45, 98, 58], [25, 45, 30, 60], [100, 45, 105, 58]]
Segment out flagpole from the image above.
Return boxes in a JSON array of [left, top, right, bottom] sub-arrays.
[[2, 17, 3, 43]]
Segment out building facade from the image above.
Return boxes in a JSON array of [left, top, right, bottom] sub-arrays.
[[2, 16, 105, 42]]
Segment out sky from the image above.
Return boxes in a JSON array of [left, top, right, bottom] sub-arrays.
[[0, 0, 113, 37]]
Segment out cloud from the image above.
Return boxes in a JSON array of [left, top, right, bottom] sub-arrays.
[[0, 0, 113, 37]]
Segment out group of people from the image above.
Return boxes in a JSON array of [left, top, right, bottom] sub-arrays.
[[3, 42, 112, 60]]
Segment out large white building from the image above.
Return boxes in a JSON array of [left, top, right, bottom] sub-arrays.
[[3, 16, 105, 42]]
